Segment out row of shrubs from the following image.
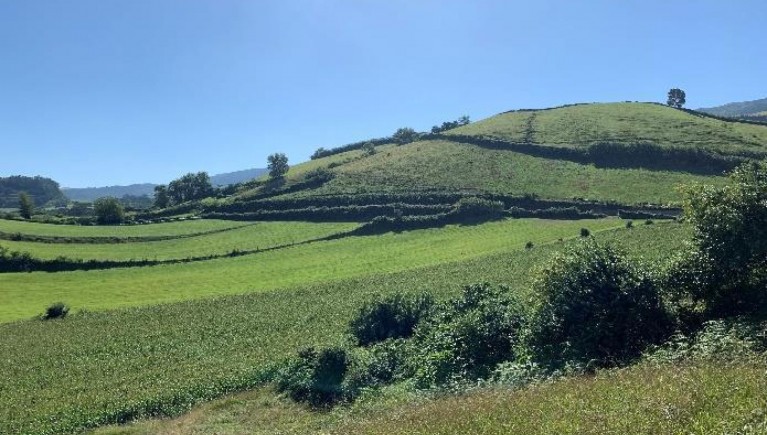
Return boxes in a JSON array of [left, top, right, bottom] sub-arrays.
[[203, 204, 454, 223], [272, 161, 767, 408], [434, 133, 758, 175], [0, 224, 246, 245]]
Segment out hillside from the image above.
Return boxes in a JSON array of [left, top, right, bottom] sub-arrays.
[[216, 102, 767, 214], [0, 175, 65, 207], [698, 96, 767, 120]]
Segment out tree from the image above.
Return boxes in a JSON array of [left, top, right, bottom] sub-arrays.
[[667, 161, 767, 319], [667, 88, 686, 108], [153, 185, 170, 209], [392, 127, 419, 145], [311, 147, 327, 160], [528, 239, 669, 368], [166, 172, 213, 205], [267, 153, 289, 178], [18, 192, 33, 219], [93, 197, 125, 225], [361, 141, 376, 156]]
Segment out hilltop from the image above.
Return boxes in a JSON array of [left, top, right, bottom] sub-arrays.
[[197, 102, 767, 223]]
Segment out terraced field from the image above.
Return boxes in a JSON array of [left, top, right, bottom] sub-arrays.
[[0, 222, 687, 435], [0, 221, 356, 261], [0, 218, 623, 322], [299, 139, 723, 204], [0, 218, 247, 239]]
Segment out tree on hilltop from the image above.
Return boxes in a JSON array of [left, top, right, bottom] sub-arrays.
[[392, 127, 419, 145], [268, 153, 290, 178], [667, 88, 686, 108]]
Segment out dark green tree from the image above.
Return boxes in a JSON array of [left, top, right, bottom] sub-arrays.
[[667, 88, 686, 108], [361, 141, 376, 156], [528, 239, 669, 368], [667, 161, 767, 319], [166, 172, 213, 205], [153, 185, 170, 208], [93, 197, 125, 225], [267, 153, 289, 178], [392, 127, 419, 145], [18, 192, 33, 219]]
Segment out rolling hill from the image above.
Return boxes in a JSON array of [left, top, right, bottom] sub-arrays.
[[210, 102, 767, 218]]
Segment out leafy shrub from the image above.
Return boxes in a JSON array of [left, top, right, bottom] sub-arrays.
[[625, 220, 634, 229], [525, 241, 534, 250], [42, 302, 69, 320], [409, 283, 526, 387], [580, 227, 590, 237], [668, 161, 767, 319], [527, 240, 670, 368], [274, 346, 350, 408], [342, 339, 411, 398], [645, 319, 767, 363], [349, 292, 435, 346]]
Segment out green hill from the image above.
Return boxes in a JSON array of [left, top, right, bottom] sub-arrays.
[[218, 102, 767, 211]]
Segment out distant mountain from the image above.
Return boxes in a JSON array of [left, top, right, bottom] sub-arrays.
[[698, 97, 767, 121], [210, 168, 267, 186], [62, 168, 267, 202], [62, 184, 157, 202]]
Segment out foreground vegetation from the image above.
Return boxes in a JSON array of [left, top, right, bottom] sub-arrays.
[[0, 223, 683, 434], [95, 358, 767, 435]]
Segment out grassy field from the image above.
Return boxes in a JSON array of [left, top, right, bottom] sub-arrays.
[[0, 218, 246, 238], [94, 359, 767, 435], [0, 218, 623, 322], [297, 139, 724, 204], [447, 102, 767, 154], [0, 221, 357, 261], [0, 222, 689, 434]]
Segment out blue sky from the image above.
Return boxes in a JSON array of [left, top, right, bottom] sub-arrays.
[[1, 1, 765, 187]]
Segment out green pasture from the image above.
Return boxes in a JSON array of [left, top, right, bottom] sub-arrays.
[[0, 222, 688, 434], [300, 139, 724, 204], [0, 218, 623, 323], [448, 102, 767, 155], [0, 218, 245, 238], [0, 221, 356, 261]]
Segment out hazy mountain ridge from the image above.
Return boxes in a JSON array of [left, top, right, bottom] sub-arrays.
[[698, 97, 767, 121], [62, 168, 267, 201]]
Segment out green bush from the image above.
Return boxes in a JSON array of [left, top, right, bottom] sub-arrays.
[[580, 227, 590, 237], [342, 339, 410, 399], [409, 283, 526, 387], [42, 302, 69, 320], [527, 240, 670, 368], [667, 161, 767, 319], [274, 346, 350, 408], [349, 292, 435, 346]]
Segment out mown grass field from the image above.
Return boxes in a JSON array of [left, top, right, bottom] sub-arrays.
[[0, 218, 623, 322], [0, 218, 247, 239], [0, 221, 356, 261], [447, 102, 767, 154], [0, 222, 688, 434], [298, 139, 724, 204]]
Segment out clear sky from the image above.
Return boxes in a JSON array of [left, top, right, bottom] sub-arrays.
[[1, 0, 765, 187]]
